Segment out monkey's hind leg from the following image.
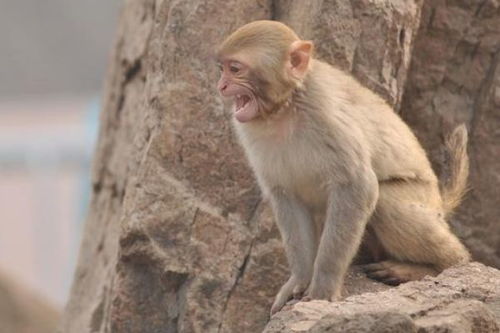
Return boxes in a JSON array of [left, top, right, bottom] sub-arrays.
[[364, 182, 470, 285]]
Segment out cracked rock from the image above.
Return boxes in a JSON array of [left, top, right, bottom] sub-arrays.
[[61, 0, 500, 332], [265, 263, 500, 333]]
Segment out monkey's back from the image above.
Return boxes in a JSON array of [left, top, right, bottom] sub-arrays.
[[310, 60, 439, 186]]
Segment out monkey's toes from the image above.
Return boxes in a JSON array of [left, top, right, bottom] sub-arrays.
[[293, 291, 303, 299], [363, 260, 439, 285], [362, 262, 403, 286], [292, 288, 306, 300], [301, 295, 312, 302]]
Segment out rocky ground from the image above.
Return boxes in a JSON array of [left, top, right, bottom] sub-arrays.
[[60, 1, 500, 332], [265, 263, 500, 333]]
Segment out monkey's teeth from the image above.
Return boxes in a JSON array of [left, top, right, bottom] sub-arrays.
[[234, 94, 250, 112]]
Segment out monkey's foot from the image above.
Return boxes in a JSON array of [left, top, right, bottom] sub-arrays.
[[363, 260, 438, 285], [270, 277, 309, 315]]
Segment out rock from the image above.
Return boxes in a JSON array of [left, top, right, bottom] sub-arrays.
[[400, 0, 500, 267], [0, 271, 60, 333], [275, 0, 422, 108], [265, 263, 500, 333], [60, 0, 500, 332]]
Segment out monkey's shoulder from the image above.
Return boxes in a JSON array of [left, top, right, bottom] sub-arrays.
[[308, 66, 438, 183]]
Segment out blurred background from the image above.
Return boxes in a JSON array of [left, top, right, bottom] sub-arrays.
[[0, 0, 122, 328]]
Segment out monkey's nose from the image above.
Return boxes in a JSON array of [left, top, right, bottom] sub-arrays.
[[218, 81, 228, 94]]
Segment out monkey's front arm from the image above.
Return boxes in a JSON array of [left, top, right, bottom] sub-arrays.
[[269, 188, 317, 315], [308, 169, 379, 300]]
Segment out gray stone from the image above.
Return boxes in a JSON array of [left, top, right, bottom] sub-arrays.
[[265, 263, 500, 333], [60, 0, 500, 332], [0, 271, 59, 333]]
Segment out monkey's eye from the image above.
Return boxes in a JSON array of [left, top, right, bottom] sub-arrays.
[[229, 63, 241, 74]]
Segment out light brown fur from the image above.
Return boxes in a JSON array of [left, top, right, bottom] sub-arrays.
[[217, 21, 470, 315]]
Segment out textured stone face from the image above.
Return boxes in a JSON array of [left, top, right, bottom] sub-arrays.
[[275, 0, 421, 108], [400, 0, 500, 268], [61, 0, 500, 332], [0, 272, 60, 333], [264, 263, 500, 333]]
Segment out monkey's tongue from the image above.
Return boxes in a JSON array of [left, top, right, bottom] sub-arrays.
[[235, 95, 250, 110], [234, 95, 257, 122]]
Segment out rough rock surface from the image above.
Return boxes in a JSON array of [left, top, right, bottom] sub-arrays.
[[61, 0, 500, 332], [265, 263, 500, 333], [0, 271, 60, 333], [401, 0, 500, 267]]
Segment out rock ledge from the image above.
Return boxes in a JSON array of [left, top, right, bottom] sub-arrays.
[[265, 263, 500, 333]]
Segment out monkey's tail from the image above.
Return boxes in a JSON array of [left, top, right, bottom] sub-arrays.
[[440, 124, 470, 217]]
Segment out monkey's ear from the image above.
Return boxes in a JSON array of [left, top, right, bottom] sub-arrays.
[[288, 40, 313, 79]]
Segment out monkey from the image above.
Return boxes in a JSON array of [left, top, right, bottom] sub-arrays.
[[215, 20, 470, 315]]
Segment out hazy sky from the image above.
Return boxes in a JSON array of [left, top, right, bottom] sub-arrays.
[[0, 0, 122, 98]]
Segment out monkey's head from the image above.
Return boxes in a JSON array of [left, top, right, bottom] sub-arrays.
[[216, 20, 313, 123]]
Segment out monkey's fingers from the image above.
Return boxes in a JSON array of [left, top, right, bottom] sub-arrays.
[[362, 262, 390, 276], [301, 295, 312, 302], [362, 262, 403, 285], [364, 260, 440, 286], [292, 291, 304, 299], [270, 279, 296, 316], [270, 296, 291, 316], [292, 284, 308, 299], [383, 277, 402, 286]]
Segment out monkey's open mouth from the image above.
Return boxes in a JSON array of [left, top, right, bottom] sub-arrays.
[[233, 94, 258, 122], [235, 94, 251, 111]]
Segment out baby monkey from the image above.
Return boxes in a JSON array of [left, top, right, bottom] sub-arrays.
[[216, 20, 470, 315]]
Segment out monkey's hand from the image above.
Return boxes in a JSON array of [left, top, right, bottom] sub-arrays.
[[305, 274, 341, 302], [270, 276, 309, 315], [306, 284, 336, 301]]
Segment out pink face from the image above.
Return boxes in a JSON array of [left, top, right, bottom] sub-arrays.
[[217, 59, 259, 123]]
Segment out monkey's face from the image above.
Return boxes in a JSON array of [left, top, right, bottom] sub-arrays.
[[216, 59, 260, 123], [216, 21, 314, 123]]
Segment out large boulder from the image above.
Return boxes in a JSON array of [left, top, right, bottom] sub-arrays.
[[265, 263, 500, 333], [0, 271, 59, 333], [61, 0, 500, 332], [401, 0, 500, 267]]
